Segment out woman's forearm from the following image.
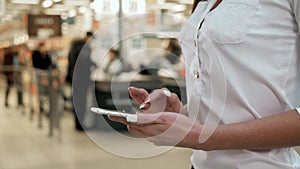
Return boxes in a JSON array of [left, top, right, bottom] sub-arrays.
[[195, 109, 300, 151]]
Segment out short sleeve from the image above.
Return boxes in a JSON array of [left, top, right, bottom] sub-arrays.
[[290, 0, 300, 31], [296, 108, 300, 115], [290, 0, 300, 116]]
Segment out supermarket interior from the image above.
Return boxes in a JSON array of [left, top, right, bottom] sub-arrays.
[[0, 0, 194, 169], [0, 0, 299, 169]]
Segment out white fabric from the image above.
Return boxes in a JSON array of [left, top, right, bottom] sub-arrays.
[[179, 0, 300, 168], [296, 108, 300, 115]]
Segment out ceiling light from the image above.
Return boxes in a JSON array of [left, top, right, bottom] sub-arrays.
[[60, 12, 68, 20], [78, 6, 87, 14], [53, 0, 62, 2], [42, 0, 53, 8], [68, 9, 77, 17], [10, 0, 39, 4]]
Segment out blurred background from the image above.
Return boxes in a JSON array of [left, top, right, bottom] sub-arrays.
[[0, 0, 193, 169], [0, 0, 299, 169]]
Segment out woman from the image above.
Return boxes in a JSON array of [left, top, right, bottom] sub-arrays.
[[103, 49, 122, 75], [110, 0, 300, 168], [4, 47, 14, 107]]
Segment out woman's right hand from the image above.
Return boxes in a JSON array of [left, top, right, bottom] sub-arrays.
[[128, 86, 183, 114]]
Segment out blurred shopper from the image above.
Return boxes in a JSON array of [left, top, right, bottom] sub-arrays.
[[3, 47, 14, 107], [164, 38, 182, 65], [146, 38, 182, 75], [3, 47, 24, 108], [32, 42, 52, 70], [66, 32, 96, 131], [31, 42, 53, 113], [12, 48, 24, 108], [103, 48, 123, 76]]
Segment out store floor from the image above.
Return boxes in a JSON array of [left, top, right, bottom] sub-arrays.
[[0, 84, 192, 169], [0, 85, 299, 169]]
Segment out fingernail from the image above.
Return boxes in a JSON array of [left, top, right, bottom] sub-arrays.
[[139, 96, 150, 110], [163, 89, 171, 97], [139, 103, 145, 109], [144, 97, 150, 103]]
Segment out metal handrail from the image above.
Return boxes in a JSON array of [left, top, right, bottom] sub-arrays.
[[0, 65, 62, 138]]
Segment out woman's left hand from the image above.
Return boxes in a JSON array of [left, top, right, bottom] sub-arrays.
[[109, 112, 201, 148]]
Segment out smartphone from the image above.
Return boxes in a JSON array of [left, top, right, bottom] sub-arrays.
[[90, 107, 138, 122]]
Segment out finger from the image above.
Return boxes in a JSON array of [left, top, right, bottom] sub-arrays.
[[148, 88, 169, 101], [134, 112, 164, 125], [108, 115, 128, 125], [143, 89, 169, 113], [128, 86, 149, 104], [128, 123, 165, 138], [162, 88, 172, 97], [136, 88, 171, 112], [127, 125, 148, 138], [153, 88, 182, 113], [139, 96, 151, 109], [168, 93, 179, 104], [166, 93, 182, 113], [139, 101, 151, 110]]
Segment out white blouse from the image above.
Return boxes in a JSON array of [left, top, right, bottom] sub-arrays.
[[179, 0, 300, 168]]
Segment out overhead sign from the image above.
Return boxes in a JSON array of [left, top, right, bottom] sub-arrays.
[[28, 14, 62, 37]]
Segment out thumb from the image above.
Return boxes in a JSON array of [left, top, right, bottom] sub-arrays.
[[136, 112, 164, 124], [128, 86, 149, 104]]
